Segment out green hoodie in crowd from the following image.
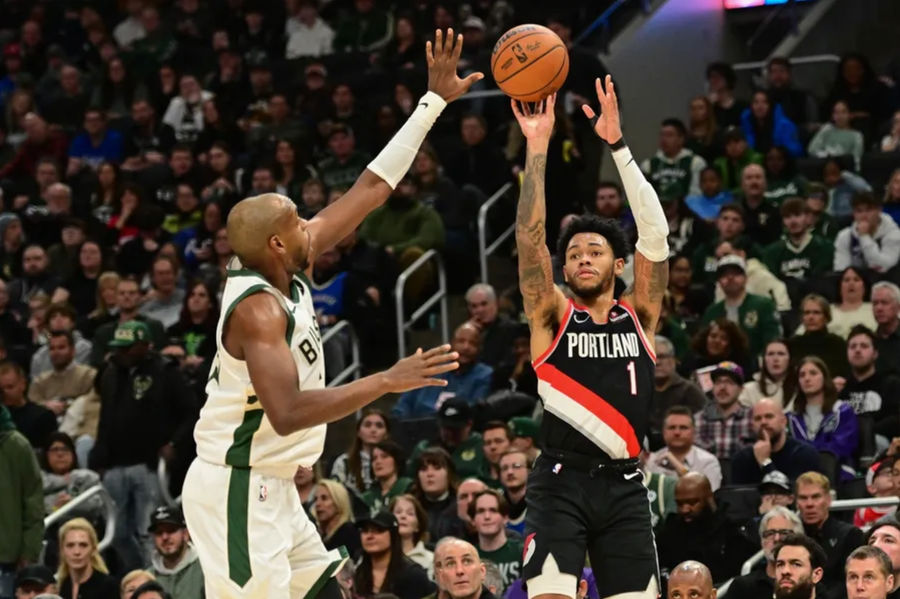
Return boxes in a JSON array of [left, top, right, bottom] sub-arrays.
[[0, 405, 44, 563]]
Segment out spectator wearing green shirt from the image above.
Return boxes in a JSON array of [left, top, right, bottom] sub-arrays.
[[702, 255, 781, 358], [469, 489, 523, 595], [714, 126, 763, 192], [764, 146, 807, 205], [333, 0, 394, 53], [362, 440, 413, 512], [641, 118, 707, 198], [805, 184, 839, 241], [408, 399, 488, 481]]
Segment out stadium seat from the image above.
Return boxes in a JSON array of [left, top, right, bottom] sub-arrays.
[[861, 152, 900, 194]]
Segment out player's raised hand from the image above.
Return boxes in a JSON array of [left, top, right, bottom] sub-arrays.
[[426, 28, 484, 103], [382, 344, 459, 393], [511, 93, 556, 142], [582, 74, 623, 145]]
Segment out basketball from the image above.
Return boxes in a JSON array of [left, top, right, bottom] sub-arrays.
[[491, 24, 569, 103]]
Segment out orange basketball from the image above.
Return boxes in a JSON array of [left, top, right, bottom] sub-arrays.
[[491, 24, 569, 103]]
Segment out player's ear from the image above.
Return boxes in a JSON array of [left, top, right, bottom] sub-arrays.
[[613, 257, 626, 276], [269, 233, 285, 253]]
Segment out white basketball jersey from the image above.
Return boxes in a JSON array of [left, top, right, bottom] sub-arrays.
[[194, 259, 326, 478]]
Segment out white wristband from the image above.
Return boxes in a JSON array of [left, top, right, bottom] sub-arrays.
[[367, 91, 447, 189], [611, 146, 670, 262]]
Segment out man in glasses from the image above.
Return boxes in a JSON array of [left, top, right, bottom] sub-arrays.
[[499, 449, 531, 537], [728, 506, 805, 599]]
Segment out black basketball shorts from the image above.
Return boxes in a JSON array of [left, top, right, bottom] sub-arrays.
[[522, 453, 660, 599]]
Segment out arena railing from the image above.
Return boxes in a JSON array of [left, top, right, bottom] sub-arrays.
[[41, 483, 117, 561], [738, 496, 900, 576], [394, 249, 449, 360], [477, 181, 515, 284], [322, 319, 362, 387], [732, 53, 840, 73]]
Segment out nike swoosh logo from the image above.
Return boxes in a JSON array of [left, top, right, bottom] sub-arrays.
[[624, 471, 642, 480], [573, 313, 589, 324], [418, 102, 429, 109]]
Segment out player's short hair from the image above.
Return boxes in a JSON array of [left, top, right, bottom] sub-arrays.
[[468, 489, 509, 520], [661, 118, 687, 138], [774, 533, 827, 570], [482, 420, 511, 440], [663, 405, 694, 424], [780, 196, 807, 217], [796, 471, 831, 493], [846, 545, 893, 578], [556, 214, 630, 261]]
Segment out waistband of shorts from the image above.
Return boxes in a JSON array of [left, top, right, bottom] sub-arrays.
[[198, 457, 297, 479], [540, 448, 640, 475]]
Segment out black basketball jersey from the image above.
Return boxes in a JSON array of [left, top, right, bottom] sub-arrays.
[[533, 298, 656, 459]]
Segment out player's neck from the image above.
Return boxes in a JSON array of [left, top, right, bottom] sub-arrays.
[[478, 529, 507, 551], [571, 289, 616, 320]]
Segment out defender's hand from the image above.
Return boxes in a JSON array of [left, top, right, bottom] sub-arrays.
[[582, 75, 623, 145], [511, 93, 556, 143], [382, 344, 459, 393], [427, 28, 484, 103]]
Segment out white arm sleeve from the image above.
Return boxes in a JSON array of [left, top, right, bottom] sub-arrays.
[[611, 145, 670, 262], [367, 91, 447, 189]]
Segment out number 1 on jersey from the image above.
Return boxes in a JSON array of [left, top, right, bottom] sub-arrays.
[[626, 360, 637, 395]]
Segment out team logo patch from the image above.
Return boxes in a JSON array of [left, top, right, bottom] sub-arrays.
[[743, 310, 759, 328], [461, 449, 476, 461], [523, 533, 536, 565], [133, 375, 153, 401], [258, 484, 268, 502]]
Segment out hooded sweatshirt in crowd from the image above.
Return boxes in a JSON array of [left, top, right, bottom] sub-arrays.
[[834, 213, 900, 273], [149, 543, 205, 599]]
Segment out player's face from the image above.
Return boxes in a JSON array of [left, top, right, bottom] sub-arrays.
[[278, 207, 312, 274], [869, 527, 900, 570], [360, 525, 391, 555], [153, 524, 188, 559], [848, 334, 877, 370], [847, 557, 893, 599], [62, 530, 92, 571], [482, 428, 511, 465], [562, 233, 623, 301], [371, 448, 397, 480], [418, 463, 449, 496], [392, 498, 420, 539], [796, 483, 830, 526], [358, 414, 387, 445], [663, 415, 694, 452], [472, 495, 505, 536]]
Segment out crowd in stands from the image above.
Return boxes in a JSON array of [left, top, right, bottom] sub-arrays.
[[1, 1, 900, 599]]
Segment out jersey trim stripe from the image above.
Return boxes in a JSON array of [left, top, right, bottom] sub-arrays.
[[532, 300, 574, 368], [221, 284, 269, 349], [224, 406, 264, 467], [617, 299, 657, 362], [226, 466, 252, 586], [535, 362, 641, 458]]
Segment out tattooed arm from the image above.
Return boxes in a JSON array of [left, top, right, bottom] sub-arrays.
[[511, 96, 566, 330]]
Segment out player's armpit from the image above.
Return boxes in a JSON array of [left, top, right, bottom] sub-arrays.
[[622, 251, 668, 340]]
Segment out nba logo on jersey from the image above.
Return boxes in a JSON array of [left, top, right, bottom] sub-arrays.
[[258, 484, 268, 502]]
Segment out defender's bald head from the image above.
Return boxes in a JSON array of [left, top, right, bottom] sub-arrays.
[[227, 193, 296, 267]]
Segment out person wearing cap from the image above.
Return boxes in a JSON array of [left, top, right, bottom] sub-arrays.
[[353, 510, 434, 599], [701, 252, 782, 357], [713, 238, 791, 312], [508, 417, 539, 464], [834, 191, 900, 275], [317, 122, 371, 190], [392, 323, 492, 421], [147, 505, 204, 599], [713, 126, 763, 192], [727, 506, 804, 599], [693, 361, 754, 460], [0, 403, 44, 597], [90, 277, 167, 368], [732, 398, 823, 485], [758, 471, 796, 514], [645, 406, 722, 491], [738, 164, 782, 246], [89, 319, 197, 570], [763, 197, 835, 288], [640, 118, 707, 198], [14, 564, 57, 598], [855, 458, 898, 531], [286, 0, 334, 59], [867, 515, 900, 599], [407, 397, 488, 480]]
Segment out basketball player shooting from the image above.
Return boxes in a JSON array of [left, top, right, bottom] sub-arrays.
[[181, 30, 482, 599], [512, 77, 669, 599]]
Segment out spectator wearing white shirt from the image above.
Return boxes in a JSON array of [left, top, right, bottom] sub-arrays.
[[114, 0, 147, 49], [285, 0, 334, 59], [646, 406, 723, 491], [834, 192, 900, 274], [162, 74, 213, 145]]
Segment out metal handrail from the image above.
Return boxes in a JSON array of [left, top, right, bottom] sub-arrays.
[[322, 319, 362, 387], [732, 53, 840, 72], [739, 497, 900, 575], [158, 458, 181, 508], [477, 182, 514, 284], [394, 249, 449, 359], [572, 0, 652, 49], [43, 484, 117, 552]]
